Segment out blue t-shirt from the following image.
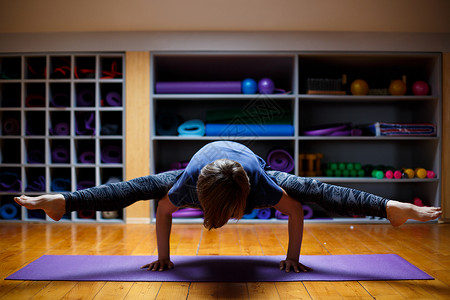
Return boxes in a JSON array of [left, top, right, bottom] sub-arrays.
[[168, 141, 282, 213]]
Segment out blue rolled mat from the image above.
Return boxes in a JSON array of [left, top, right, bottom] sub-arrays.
[[205, 124, 294, 136], [257, 208, 272, 219], [0, 203, 20, 220], [178, 119, 205, 136], [156, 113, 180, 136], [51, 178, 71, 192], [242, 209, 259, 219]]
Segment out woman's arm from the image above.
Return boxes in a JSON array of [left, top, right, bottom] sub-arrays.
[[141, 192, 179, 271], [273, 189, 312, 273]]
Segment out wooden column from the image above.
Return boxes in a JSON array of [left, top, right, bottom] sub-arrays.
[[125, 51, 151, 223], [441, 53, 450, 222]]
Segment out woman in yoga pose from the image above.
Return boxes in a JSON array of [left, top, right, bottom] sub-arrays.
[[14, 141, 442, 273]]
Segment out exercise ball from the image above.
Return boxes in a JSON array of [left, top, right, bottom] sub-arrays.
[[258, 78, 275, 94], [412, 81, 430, 96], [241, 78, 257, 94], [350, 79, 369, 95], [389, 80, 407, 95]]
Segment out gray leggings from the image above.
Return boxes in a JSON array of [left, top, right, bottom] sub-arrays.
[[63, 170, 388, 218]]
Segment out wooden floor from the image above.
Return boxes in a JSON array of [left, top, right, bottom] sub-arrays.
[[1, 222, 449, 299]]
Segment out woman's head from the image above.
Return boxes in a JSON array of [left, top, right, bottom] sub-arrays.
[[197, 158, 250, 230]]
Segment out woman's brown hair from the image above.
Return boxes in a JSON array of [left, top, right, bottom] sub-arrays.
[[197, 159, 250, 230]]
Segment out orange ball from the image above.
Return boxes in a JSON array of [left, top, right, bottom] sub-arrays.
[[350, 79, 369, 95], [389, 80, 407, 95]]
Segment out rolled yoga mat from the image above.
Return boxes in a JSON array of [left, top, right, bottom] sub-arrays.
[[78, 151, 95, 164], [51, 93, 70, 107], [76, 89, 95, 107], [0, 203, 19, 220], [50, 122, 70, 136], [155, 81, 241, 94], [172, 208, 204, 218], [78, 210, 95, 219], [267, 149, 295, 173], [243, 209, 259, 219], [257, 208, 272, 219], [303, 205, 314, 219], [102, 211, 119, 219], [26, 175, 46, 192], [275, 210, 289, 220], [177, 119, 205, 136], [0, 172, 21, 192], [51, 178, 71, 192], [76, 112, 95, 135], [101, 145, 122, 164], [205, 124, 294, 136], [105, 91, 122, 107], [156, 113, 180, 136], [51, 145, 70, 163], [5, 254, 433, 282], [2, 117, 20, 135], [27, 149, 45, 164]]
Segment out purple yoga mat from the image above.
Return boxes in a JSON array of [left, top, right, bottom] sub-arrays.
[[5, 254, 432, 282], [267, 149, 295, 173], [155, 81, 241, 94]]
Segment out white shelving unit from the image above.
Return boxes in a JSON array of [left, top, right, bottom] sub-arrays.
[[0, 53, 126, 223], [147, 52, 441, 223]]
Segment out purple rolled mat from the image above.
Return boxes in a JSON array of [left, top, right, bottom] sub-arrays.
[[76, 112, 95, 135], [50, 122, 70, 136], [267, 149, 295, 173], [2, 117, 20, 135], [77, 180, 95, 190], [105, 91, 122, 106], [275, 210, 289, 220], [0, 172, 22, 192], [257, 208, 272, 219], [27, 149, 45, 164], [77, 89, 95, 107], [172, 208, 204, 218], [51, 93, 70, 107], [101, 145, 122, 164], [26, 176, 46, 192], [78, 151, 95, 164], [303, 205, 313, 219], [155, 81, 241, 94], [52, 146, 70, 163]]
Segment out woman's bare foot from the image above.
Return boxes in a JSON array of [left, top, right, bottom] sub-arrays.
[[14, 194, 66, 221], [386, 200, 442, 227]]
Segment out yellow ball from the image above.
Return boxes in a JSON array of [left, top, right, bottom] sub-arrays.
[[389, 80, 407, 95], [350, 79, 369, 95]]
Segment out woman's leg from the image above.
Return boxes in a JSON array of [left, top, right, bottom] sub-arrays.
[[14, 170, 183, 221], [267, 171, 441, 226]]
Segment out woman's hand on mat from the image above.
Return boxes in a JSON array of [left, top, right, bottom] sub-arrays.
[[280, 259, 312, 273], [141, 258, 174, 272]]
